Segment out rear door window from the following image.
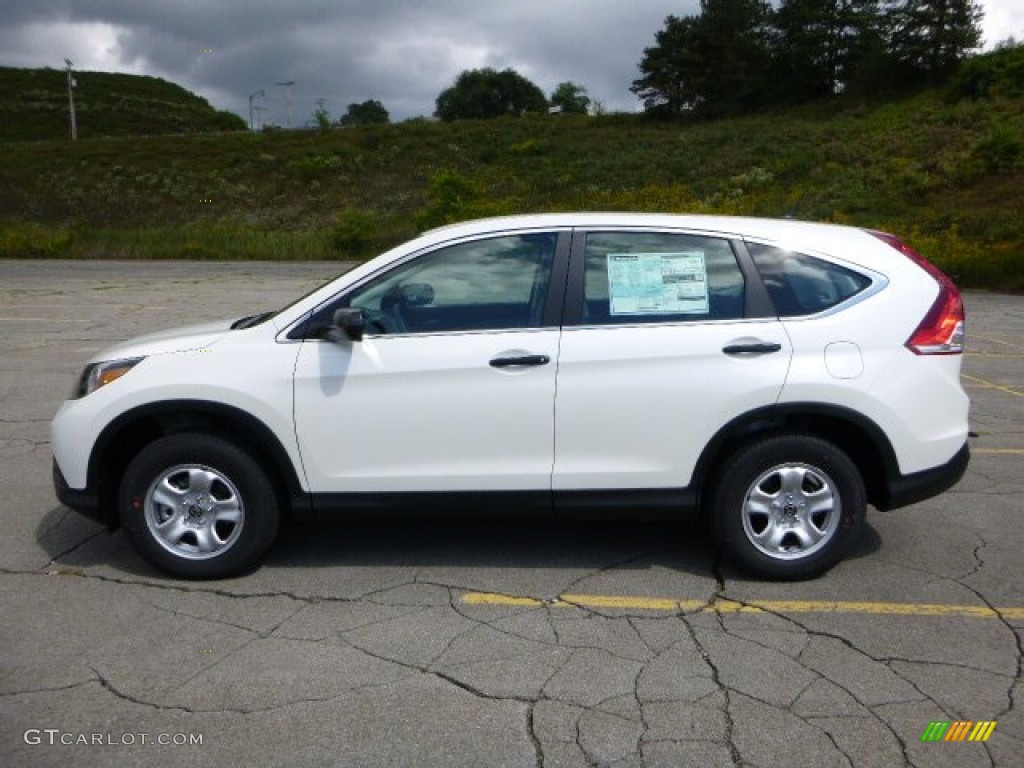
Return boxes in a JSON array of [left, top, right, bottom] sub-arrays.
[[747, 243, 871, 317], [581, 232, 745, 324]]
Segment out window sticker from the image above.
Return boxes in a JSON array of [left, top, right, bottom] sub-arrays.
[[607, 252, 709, 315]]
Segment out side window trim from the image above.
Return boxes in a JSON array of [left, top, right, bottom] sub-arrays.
[[541, 230, 572, 328], [732, 238, 779, 319], [563, 227, 587, 327]]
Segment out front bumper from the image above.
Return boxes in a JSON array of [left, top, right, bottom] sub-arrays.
[[52, 460, 108, 525]]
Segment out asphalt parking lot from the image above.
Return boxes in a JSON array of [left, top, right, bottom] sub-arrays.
[[1, 260, 1021, 768]]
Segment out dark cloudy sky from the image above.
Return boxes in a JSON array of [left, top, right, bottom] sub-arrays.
[[1, 1, 1022, 126]]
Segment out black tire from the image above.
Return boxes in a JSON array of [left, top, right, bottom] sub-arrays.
[[712, 434, 865, 580], [119, 433, 280, 579]]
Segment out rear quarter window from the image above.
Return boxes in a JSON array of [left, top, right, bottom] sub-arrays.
[[747, 243, 872, 317]]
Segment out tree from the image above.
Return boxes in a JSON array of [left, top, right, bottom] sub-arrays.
[[435, 68, 547, 121], [890, 0, 983, 83], [770, 0, 891, 102], [338, 100, 389, 126], [631, 1, 774, 119], [313, 102, 332, 131], [631, 14, 707, 116], [550, 81, 591, 114], [697, 0, 774, 115]]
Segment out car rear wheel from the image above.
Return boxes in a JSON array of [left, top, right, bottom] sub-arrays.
[[119, 433, 279, 579], [713, 434, 865, 580]]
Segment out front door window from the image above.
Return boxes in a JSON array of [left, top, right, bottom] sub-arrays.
[[345, 233, 558, 335]]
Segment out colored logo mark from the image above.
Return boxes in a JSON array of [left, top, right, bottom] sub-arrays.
[[921, 721, 997, 742]]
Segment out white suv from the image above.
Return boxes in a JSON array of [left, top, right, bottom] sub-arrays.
[[51, 214, 969, 580]]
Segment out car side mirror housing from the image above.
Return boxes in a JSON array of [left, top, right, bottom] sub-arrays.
[[327, 307, 365, 342]]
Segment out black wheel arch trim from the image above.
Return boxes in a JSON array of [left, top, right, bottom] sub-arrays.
[[882, 442, 968, 511], [84, 399, 310, 525], [689, 402, 909, 511], [65, 399, 963, 528]]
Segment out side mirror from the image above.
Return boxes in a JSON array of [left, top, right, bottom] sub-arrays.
[[327, 307, 365, 342]]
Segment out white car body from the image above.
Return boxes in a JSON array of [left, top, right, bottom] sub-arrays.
[[52, 214, 970, 579]]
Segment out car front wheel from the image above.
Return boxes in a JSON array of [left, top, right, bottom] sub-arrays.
[[119, 433, 280, 579], [713, 434, 865, 580]]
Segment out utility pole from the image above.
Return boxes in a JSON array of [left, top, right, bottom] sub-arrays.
[[248, 89, 265, 131], [275, 81, 295, 129], [64, 58, 77, 140]]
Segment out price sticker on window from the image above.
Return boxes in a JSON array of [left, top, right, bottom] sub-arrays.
[[607, 252, 709, 315]]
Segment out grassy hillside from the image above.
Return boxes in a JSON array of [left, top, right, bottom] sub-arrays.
[[0, 81, 1021, 289], [0, 67, 245, 142]]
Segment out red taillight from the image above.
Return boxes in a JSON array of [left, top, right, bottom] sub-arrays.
[[867, 230, 965, 355]]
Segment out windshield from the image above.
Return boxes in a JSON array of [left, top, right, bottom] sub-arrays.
[[229, 264, 359, 330]]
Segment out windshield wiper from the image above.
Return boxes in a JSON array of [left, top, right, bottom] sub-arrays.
[[231, 311, 275, 330]]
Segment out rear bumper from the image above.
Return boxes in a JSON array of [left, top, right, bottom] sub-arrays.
[[879, 442, 970, 511]]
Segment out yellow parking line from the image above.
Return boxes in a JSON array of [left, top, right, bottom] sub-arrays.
[[463, 593, 543, 607], [962, 374, 1024, 398], [973, 448, 1024, 455], [564, 594, 700, 611], [462, 592, 1024, 620], [971, 333, 1024, 351]]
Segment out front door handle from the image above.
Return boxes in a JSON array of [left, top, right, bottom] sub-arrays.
[[489, 354, 551, 368], [722, 342, 782, 356]]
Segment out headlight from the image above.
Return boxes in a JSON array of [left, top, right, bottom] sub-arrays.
[[74, 357, 145, 398]]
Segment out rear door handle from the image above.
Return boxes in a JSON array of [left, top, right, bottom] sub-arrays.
[[489, 355, 550, 368], [722, 342, 782, 356]]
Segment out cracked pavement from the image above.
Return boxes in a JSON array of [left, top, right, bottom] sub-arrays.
[[1, 261, 1021, 767]]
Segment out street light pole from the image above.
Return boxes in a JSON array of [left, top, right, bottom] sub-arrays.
[[64, 58, 77, 140]]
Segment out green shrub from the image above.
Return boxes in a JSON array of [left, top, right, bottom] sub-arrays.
[[905, 225, 1024, 291], [330, 209, 380, 258], [287, 152, 347, 177], [949, 43, 1024, 101], [970, 124, 1023, 174], [508, 138, 547, 156], [415, 170, 515, 230], [0, 221, 72, 258]]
